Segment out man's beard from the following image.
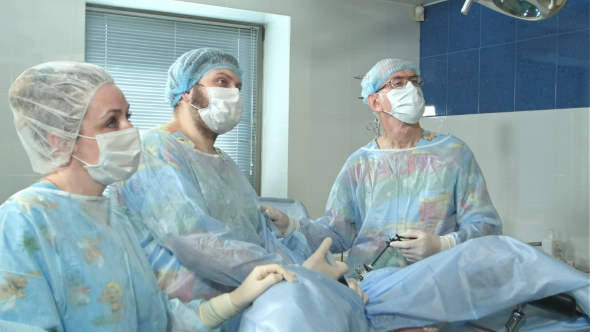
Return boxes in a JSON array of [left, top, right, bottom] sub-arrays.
[[189, 86, 218, 141]]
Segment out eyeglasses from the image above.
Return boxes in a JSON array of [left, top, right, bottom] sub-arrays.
[[375, 75, 424, 93]]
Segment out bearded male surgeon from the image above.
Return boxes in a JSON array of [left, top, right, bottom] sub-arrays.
[[113, 48, 369, 331]]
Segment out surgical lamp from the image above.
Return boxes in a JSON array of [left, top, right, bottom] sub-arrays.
[[461, 0, 567, 20]]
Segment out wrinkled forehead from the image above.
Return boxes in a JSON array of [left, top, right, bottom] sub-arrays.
[[384, 69, 417, 82]]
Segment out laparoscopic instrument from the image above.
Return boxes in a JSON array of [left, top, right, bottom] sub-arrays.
[[355, 234, 409, 282]]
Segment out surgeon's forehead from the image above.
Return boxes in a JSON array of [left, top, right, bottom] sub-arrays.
[[385, 69, 417, 81], [202, 68, 241, 84]]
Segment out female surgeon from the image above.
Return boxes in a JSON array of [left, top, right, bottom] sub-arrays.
[[0, 61, 297, 331]]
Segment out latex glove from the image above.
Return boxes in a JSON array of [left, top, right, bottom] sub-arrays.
[[230, 264, 297, 310], [345, 278, 369, 304], [303, 237, 349, 280], [258, 204, 298, 237], [389, 230, 455, 262]]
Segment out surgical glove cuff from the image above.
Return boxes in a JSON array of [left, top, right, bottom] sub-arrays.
[[199, 293, 240, 329], [439, 235, 455, 251], [281, 216, 300, 238]]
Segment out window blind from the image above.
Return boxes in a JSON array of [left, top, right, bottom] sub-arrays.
[[85, 8, 261, 189]]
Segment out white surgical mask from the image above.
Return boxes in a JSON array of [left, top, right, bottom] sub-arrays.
[[190, 87, 243, 134], [381, 82, 425, 124], [72, 127, 142, 186]]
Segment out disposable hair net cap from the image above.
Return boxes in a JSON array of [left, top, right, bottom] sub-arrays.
[[8, 61, 114, 174], [360, 58, 420, 104], [166, 48, 244, 107]]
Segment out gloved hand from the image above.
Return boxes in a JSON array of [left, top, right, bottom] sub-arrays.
[[389, 230, 455, 262], [258, 205, 299, 237], [303, 237, 349, 280], [345, 278, 369, 304], [230, 264, 297, 310]]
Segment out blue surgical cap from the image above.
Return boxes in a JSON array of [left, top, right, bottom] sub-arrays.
[[165, 48, 244, 107], [360, 58, 420, 104]]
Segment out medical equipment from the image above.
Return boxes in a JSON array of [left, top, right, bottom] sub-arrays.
[[460, 0, 567, 20], [354, 234, 409, 281]]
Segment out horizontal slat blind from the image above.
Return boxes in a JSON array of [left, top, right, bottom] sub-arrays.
[[86, 9, 259, 187]]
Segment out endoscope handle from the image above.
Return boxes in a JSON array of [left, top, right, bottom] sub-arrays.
[[326, 250, 349, 286]]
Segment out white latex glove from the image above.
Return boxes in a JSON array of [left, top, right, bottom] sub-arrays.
[[389, 230, 455, 262], [303, 238, 349, 280], [258, 204, 298, 237], [230, 264, 297, 310], [345, 278, 369, 304]]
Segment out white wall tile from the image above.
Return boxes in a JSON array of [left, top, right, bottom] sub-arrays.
[[475, 112, 519, 183], [0, 143, 10, 175], [309, 112, 350, 178], [287, 175, 310, 206], [307, 175, 337, 219], [515, 110, 557, 186], [289, 43, 311, 112], [71, 20, 86, 62], [420, 116, 448, 134], [270, 0, 312, 45], [288, 111, 311, 177], [348, 111, 375, 153], [350, 0, 389, 54], [310, 47, 350, 113], [311, 0, 351, 50], [387, 4, 420, 60], [11, 0, 73, 19], [568, 108, 589, 187], [227, 0, 271, 13], [10, 140, 34, 175], [0, 176, 12, 203], [73, 0, 85, 19], [12, 14, 74, 74], [177, 0, 228, 6]]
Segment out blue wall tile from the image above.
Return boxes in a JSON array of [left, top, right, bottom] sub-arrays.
[[559, 0, 590, 33], [517, 15, 558, 40], [481, 7, 516, 47], [421, 1, 449, 57], [447, 49, 479, 115], [448, 0, 480, 52], [515, 36, 557, 111], [420, 1, 589, 116], [556, 30, 590, 108], [480, 43, 516, 113], [421, 55, 448, 116]]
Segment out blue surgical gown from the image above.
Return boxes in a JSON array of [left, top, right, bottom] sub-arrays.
[[112, 125, 316, 301], [298, 131, 502, 275], [0, 183, 214, 332]]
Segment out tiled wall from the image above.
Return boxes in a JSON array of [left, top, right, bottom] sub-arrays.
[[419, 0, 590, 271], [420, 0, 590, 115], [0, 0, 86, 202]]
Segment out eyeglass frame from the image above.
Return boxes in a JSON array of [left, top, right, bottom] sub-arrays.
[[375, 75, 425, 93]]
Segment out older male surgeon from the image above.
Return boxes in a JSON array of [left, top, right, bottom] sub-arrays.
[[112, 48, 369, 330], [262, 58, 502, 278]]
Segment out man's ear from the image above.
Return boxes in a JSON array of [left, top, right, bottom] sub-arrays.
[[367, 94, 382, 112], [180, 91, 191, 104]]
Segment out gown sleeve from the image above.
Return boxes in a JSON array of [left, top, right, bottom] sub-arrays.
[[0, 210, 65, 331], [450, 143, 502, 243]]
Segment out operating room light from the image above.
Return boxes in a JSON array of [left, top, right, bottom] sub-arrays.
[[461, 0, 567, 20]]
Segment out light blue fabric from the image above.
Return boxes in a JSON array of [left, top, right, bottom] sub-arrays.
[[240, 265, 369, 332], [113, 125, 314, 301], [165, 48, 244, 107], [299, 132, 502, 277], [0, 183, 214, 332], [360, 58, 420, 103], [239, 236, 589, 332]]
